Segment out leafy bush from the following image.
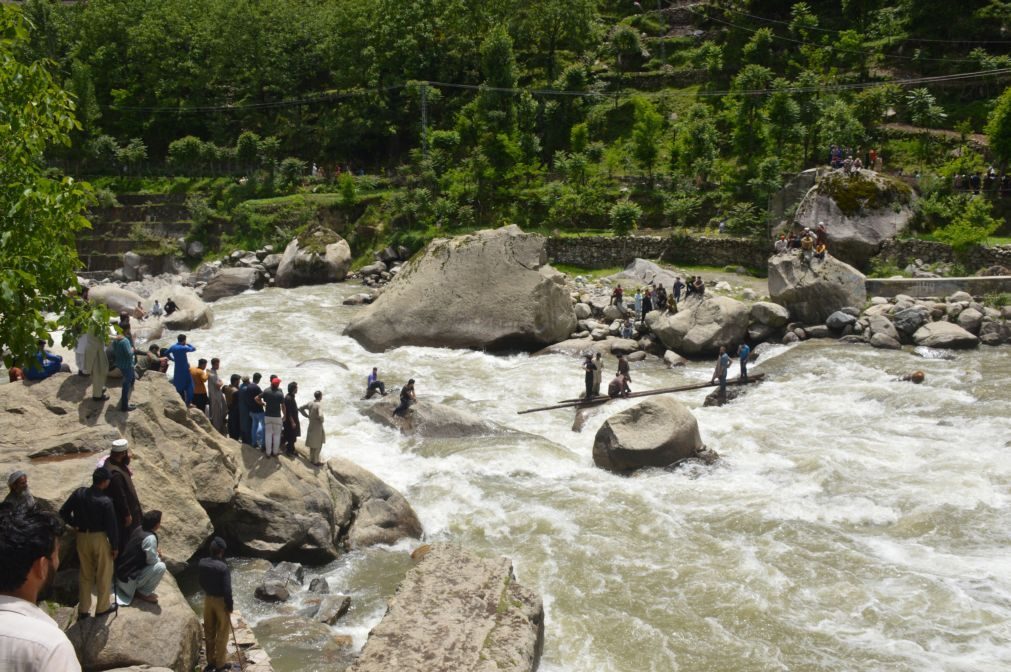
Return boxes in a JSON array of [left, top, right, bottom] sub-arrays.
[[662, 192, 702, 226], [338, 172, 357, 207], [932, 196, 1000, 253], [609, 200, 641, 236], [278, 157, 307, 188]]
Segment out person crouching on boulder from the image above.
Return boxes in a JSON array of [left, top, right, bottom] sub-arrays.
[[393, 379, 416, 417], [608, 373, 631, 399]]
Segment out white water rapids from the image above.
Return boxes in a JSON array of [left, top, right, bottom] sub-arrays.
[[184, 283, 1011, 672]]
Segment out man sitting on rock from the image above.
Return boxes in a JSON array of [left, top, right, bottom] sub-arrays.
[[163, 298, 178, 316], [800, 229, 816, 264], [393, 379, 417, 418], [4, 471, 35, 511], [24, 340, 69, 381], [365, 367, 386, 399], [115, 510, 166, 607], [611, 284, 624, 307], [774, 234, 788, 254]]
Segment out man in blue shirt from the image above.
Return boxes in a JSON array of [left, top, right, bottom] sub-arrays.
[[711, 346, 730, 398], [166, 334, 196, 405], [113, 332, 136, 412], [366, 367, 386, 398], [24, 340, 66, 381], [737, 343, 751, 383]]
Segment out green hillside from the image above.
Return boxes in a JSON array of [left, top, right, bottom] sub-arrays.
[[20, 0, 1011, 254]]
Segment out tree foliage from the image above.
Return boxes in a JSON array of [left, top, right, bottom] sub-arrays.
[[0, 6, 108, 368]]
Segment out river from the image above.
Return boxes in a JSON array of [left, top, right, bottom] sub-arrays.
[[185, 282, 1011, 672]]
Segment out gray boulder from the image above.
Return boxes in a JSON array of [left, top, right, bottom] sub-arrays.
[[892, 306, 930, 335], [574, 303, 592, 319], [869, 332, 901, 350], [912, 322, 979, 349], [768, 253, 866, 324], [326, 457, 424, 549], [608, 258, 680, 291], [980, 321, 1010, 345], [201, 267, 266, 302], [649, 296, 749, 357], [956, 308, 984, 335], [315, 594, 352, 625], [592, 398, 705, 474], [825, 311, 857, 331], [867, 315, 899, 342], [262, 253, 283, 272], [67, 574, 200, 672], [275, 226, 352, 288], [345, 226, 575, 352], [360, 395, 501, 439], [254, 561, 305, 603], [752, 301, 788, 327], [792, 169, 915, 268], [348, 544, 543, 672], [87, 285, 146, 315], [148, 286, 214, 330]]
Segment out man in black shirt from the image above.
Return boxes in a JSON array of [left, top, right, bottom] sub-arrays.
[[59, 468, 118, 617], [245, 373, 264, 450], [582, 354, 596, 400], [257, 376, 286, 457], [393, 379, 416, 417], [199, 537, 233, 672]]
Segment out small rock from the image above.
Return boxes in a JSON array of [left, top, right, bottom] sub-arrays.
[[574, 303, 592, 320], [804, 325, 831, 339], [255, 561, 305, 603], [825, 311, 857, 331], [626, 351, 647, 362], [947, 291, 972, 303], [663, 351, 687, 367], [315, 595, 352, 626], [869, 332, 901, 349], [308, 578, 330, 594]]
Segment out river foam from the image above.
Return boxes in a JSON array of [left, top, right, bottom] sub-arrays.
[[181, 283, 1011, 672]]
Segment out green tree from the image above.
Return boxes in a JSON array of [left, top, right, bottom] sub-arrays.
[[609, 199, 641, 236], [236, 131, 261, 171], [630, 97, 664, 180], [1, 6, 108, 368], [817, 98, 865, 153], [610, 24, 643, 100], [905, 88, 946, 167], [985, 85, 1011, 169], [512, 0, 595, 81], [933, 196, 1000, 254]]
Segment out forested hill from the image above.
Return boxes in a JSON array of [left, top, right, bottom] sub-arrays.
[[20, 0, 1011, 248]]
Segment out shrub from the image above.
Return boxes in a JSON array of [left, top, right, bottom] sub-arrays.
[[609, 200, 641, 236], [338, 172, 357, 207], [933, 196, 1001, 253], [278, 157, 307, 188]]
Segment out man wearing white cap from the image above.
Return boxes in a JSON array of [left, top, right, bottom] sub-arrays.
[[4, 471, 35, 511], [106, 440, 143, 553]]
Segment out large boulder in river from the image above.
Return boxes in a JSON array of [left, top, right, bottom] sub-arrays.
[[344, 226, 576, 352], [360, 395, 502, 438], [88, 284, 146, 315], [348, 543, 544, 672], [275, 225, 352, 288], [201, 267, 265, 302], [768, 254, 866, 325], [67, 574, 200, 672], [148, 285, 214, 330], [592, 397, 705, 474], [792, 169, 915, 269], [648, 296, 749, 356], [912, 321, 979, 349], [327, 457, 423, 548]]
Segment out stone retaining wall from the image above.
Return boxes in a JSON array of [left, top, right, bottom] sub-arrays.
[[876, 239, 1011, 270], [546, 235, 770, 271], [865, 276, 1011, 298]]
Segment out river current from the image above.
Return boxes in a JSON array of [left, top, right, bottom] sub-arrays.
[[186, 283, 1011, 672]]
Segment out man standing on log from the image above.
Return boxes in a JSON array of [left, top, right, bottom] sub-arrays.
[[581, 355, 597, 400], [737, 343, 751, 383], [105, 439, 142, 553], [711, 346, 730, 398], [199, 537, 233, 672], [591, 353, 603, 397], [59, 468, 118, 618]]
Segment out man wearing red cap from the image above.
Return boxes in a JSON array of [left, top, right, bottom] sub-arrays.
[[256, 377, 286, 457]]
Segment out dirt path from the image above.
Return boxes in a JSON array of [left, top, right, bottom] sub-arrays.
[[881, 123, 989, 148]]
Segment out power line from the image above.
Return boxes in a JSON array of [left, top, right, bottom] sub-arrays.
[[683, 5, 982, 63]]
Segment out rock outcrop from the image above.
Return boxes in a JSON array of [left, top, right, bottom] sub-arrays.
[[0, 374, 420, 569], [275, 226, 352, 288], [344, 226, 576, 352], [148, 285, 214, 331], [792, 169, 915, 268], [326, 458, 423, 548], [67, 574, 201, 672], [912, 321, 979, 349], [648, 296, 749, 357], [88, 285, 147, 315], [360, 395, 502, 439], [592, 398, 705, 473], [201, 267, 266, 302], [348, 544, 543, 672], [607, 258, 680, 291], [768, 253, 866, 324]]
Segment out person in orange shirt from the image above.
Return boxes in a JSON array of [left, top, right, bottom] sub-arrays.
[[190, 359, 210, 413]]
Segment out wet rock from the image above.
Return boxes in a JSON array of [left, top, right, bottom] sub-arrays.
[[747, 322, 776, 342], [825, 310, 857, 330], [592, 398, 704, 474], [342, 292, 374, 306], [703, 385, 750, 407], [345, 226, 575, 352], [663, 351, 687, 367], [649, 296, 749, 357], [67, 574, 200, 672], [892, 306, 930, 335], [869, 332, 901, 349], [315, 594, 352, 625], [978, 321, 1009, 346], [838, 334, 867, 344], [255, 561, 305, 603], [804, 325, 832, 339], [308, 578, 330, 594], [782, 332, 799, 344], [749, 301, 790, 327], [608, 338, 639, 355], [348, 544, 543, 672], [201, 267, 266, 302], [276, 226, 352, 288], [912, 322, 979, 349], [360, 395, 502, 439], [256, 616, 353, 664], [149, 285, 214, 330], [327, 457, 423, 549], [768, 254, 866, 324], [867, 315, 899, 343], [626, 351, 647, 362]]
